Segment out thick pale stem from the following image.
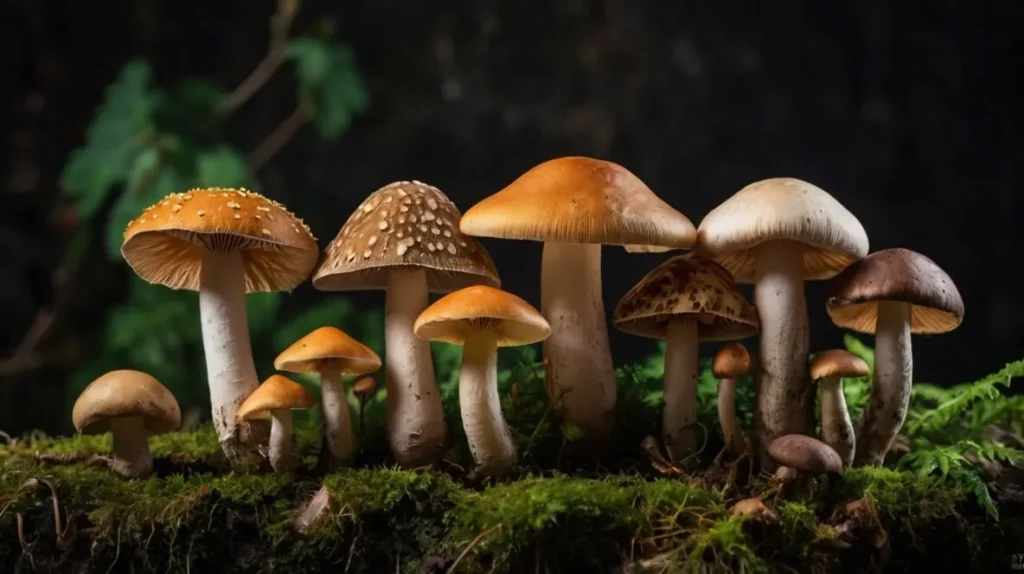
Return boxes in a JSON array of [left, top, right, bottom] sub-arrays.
[[753, 241, 812, 471], [459, 330, 516, 477], [717, 378, 746, 457], [199, 249, 263, 468], [662, 317, 699, 462], [541, 241, 616, 446], [384, 268, 447, 467], [855, 301, 912, 466], [109, 416, 153, 478], [267, 409, 294, 473], [321, 372, 356, 466], [819, 377, 855, 466]]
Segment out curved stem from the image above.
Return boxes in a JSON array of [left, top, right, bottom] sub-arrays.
[[384, 268, 447, 467], [717, 378, 746, 457], [753, 241, 811, 471], [819, 377, 855, 466], [662, 317, 699, 462], [268, 409, 294, 473], [109, 416, 153, 478], [459, 330, 516, 477], [855, 301, 912, 466], [541, 241, 616, 447], [320, 372, 356, 466]]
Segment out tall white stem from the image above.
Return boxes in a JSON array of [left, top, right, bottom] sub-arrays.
[[199, 249, 262, 467], [384, 268, 447, 468], [541, 241, 616, 447], [460, 330, 516, 477], [320, 372, 356, 466], [753, 241, 811, 471], [268, 409, 294, 472], [109, 416, 153, 478], [717, 378, 745, 457], [662, 317, 699, 462], [819, 377, 855, 466], [855, 301, 912, 466]]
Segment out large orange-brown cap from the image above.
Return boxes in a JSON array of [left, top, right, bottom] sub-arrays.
[[767, 434, 843, 474], [825, 248, 964, 334], [121, 188, 319, 292], [274, 326, 382, 376], [809, 349, 870, 380], [613, 254, 759, 342], [459, 156, 697, 248], [237, 375, 315, 421], [712, 342, 753, 379], [313, 181, 500, 293], [72, 370, 181, 435], [696, 178, 869, 282], [414, 285, 551, 347]]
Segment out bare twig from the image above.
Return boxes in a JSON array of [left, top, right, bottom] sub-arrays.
[[216, 0, 299, 116], [249, 105, 310, 171], [447, 523, 503, 573]]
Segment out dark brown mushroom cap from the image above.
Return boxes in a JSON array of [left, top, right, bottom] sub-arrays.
[[313, 180, 500, 293], [72, 370, 182, 435], [768, 434, 843, 474], [825, 248, 964, 334], [613, 254, 759, 342], [809, 349, 870, 380], [712, 342, 753, 379]]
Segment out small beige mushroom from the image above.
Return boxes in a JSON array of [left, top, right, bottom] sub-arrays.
[[810, 350, 869, 467], [712, 342, 754, 458], [767, 433, 843, 486], [237, 374, 315, 473]]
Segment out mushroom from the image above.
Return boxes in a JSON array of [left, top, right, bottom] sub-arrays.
[[460, 157, 696, 446], [767, 433, 843, 486], [236, 374, 315, 472], [825, 248, 964, 466], [313, 181, 500, 468], [809, 349, 869, 467], [712, 342, 753, 459], [71, 370, 181, 478], [414, 285, 551, 478], [120, 188, 318, 468], [274, 326, 382, 467], [613, 254, 758, 462], [352, 376, 378, 438], [696, 178, 868, 470]]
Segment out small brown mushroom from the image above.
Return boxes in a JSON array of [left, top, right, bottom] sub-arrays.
[[237, 374, 315, 472], [712, 342, 754, 459], [352, 376, 378, 438], [767, 433, 843, 486], [809, 350, 869, 467]]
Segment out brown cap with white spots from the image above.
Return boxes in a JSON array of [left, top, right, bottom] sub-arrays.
[[313, 180, 501, 292], [612, 254, 759, 342], [121, 188, 319, 292]]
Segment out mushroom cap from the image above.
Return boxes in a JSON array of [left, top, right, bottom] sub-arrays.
[[825, 248, 964, 334], [274, 326, 382, 376], [312, 181, 500, 293], [414, 285, 551, 347], [809, 349, 870, 380], [121, 188, 319, 292], [237, 375, 315, 421], [712, 342, 753, 379], [767, 434, 843, 474], [72, 370, 181, 436], [459, 156, 697, 248], [613, 254, 759, 342], [696, 178, 869, 282], [352, 376, 377, 398]]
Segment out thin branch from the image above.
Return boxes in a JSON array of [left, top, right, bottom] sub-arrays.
[[248, 105, 310, 172]]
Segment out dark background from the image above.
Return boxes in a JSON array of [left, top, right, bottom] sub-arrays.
[[2, 0, 1022, 434]]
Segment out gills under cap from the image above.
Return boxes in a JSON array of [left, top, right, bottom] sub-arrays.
[[274, 326, 382, 376], [809, 349, 870, 380], [414, 285, 551, 347], [696, 178, 869, 282], [72, 370, 182, 435], [237, 375, 315, 421], [825, 248, 964, 334]]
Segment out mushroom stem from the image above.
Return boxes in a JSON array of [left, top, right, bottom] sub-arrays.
[[717, 377, 746, 458], [753, 241, 812, 471], [540, 241, 616, 446], [459, 329, 516, 477], [268, 408, 295, 473], [855, 300, 912, 466], [199, 249, 263, 468], [320, 372, 356, 466], [819, 376, 855, 466], [384, 268, 447, 467], [662, 317, 699, 462], [108, 416, 153, 478]]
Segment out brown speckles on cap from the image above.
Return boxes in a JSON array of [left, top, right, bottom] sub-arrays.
[[613, 253, 759, 342], [313, 180, 500, 292]]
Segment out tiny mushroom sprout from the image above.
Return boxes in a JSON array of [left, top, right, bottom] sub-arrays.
[[120, 188, 318, 469], [460, 156, 696, 447], [613, 253, 758, 462], [696, 177, 868, 470], [71, 370, 182, 478], [274, 326, 382, 467], [313, 180, 500, 469], [237, 374, 315, 473], [414, 285, 551, 478], [825, 247, 964, 466], [712, 342, 753, 459], [767, 433, 843, 486], [809, 349, 869, 467]]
